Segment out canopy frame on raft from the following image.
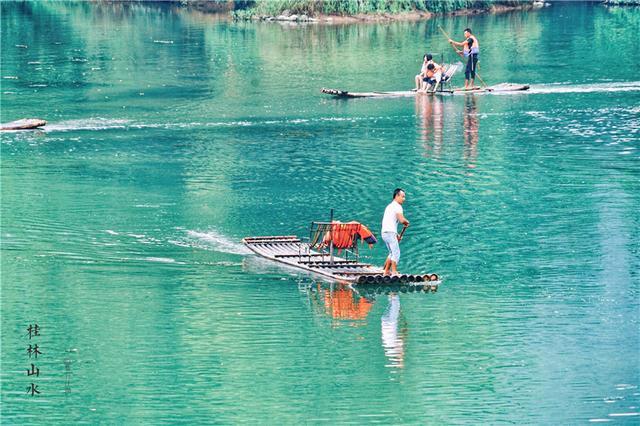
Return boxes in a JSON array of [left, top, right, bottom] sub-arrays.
[[306, 209, 364, 266]]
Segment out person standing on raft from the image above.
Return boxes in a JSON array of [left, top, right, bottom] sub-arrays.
[[448, 28, 480, 90], [381, 188, 409, 276]]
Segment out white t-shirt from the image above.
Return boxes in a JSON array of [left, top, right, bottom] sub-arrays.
[[381, 200, 403, 234]]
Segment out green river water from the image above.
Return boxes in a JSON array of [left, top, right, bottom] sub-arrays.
[[1, 2, 639, 424]]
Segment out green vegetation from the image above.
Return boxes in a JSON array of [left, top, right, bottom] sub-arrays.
[[604, 0, 640, 4], [230, 0, 528, 19]]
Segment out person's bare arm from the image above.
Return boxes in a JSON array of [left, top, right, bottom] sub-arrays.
[[396, 212, 409, 227], [396, 212, 409, 241]]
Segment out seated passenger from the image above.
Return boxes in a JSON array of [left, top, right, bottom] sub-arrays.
[[413, 54, 432, 91], [419, 62, 443, 93]]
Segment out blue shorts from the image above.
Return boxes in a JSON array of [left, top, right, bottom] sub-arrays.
[[382, 232, 400, 263]]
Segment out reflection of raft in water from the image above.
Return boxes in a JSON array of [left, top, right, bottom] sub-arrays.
[[242, 220, 439, 290], [1, 118, 47, 130]]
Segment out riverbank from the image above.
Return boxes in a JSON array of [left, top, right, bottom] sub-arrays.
[[177, 0, 546, 23], [230, 0, 545, 22]]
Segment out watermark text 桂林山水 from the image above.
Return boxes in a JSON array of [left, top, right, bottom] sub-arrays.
[[26, 324, 41, 396]]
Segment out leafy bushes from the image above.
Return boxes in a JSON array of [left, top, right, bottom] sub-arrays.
[[232, 0, 529, 18]]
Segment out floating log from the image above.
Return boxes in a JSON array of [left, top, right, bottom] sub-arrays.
[[1, 118, 47, 131]]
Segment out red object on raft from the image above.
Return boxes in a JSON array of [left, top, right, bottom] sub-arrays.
[[321, 221, 377, 250]]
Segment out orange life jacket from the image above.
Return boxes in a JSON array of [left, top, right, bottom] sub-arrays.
[[321, 221, 377, 250]]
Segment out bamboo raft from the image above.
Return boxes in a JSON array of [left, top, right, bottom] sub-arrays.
[[0, 118, 47, 131], [321, 83, 529, 99], [243, 226, 439, 289]]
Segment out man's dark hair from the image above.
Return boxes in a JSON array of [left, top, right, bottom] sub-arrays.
[[426, 53, 433, 61], [427, 63, 435, 70], [393, 188, 404, 199], [464, 28, 472, 34]]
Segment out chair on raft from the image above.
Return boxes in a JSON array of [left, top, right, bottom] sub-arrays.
[[302, 221, 364, 264], [433, 62, 463, 93]]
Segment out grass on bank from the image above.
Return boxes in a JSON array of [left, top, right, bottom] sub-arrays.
[[230, 0, 529, 20], [603, 0, 640, 4]]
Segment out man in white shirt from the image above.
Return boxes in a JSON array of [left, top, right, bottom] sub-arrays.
[[381, 188, 410, 276]]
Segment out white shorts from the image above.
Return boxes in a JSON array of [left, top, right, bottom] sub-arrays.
[[382, 232, 400, 263]]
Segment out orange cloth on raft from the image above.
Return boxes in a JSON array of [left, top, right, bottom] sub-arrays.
[[321, 221, 377, 249]]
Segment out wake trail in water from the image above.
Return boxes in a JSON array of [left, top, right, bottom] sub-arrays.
[[32, 115, 398, 133], [526, 81, 640, 94], [172, 229, 251, 255], [44, 118, 131, 131], [14, 82, 638, 135]]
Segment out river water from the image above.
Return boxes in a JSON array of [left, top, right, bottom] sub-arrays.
[[1, 2, 639, 424]]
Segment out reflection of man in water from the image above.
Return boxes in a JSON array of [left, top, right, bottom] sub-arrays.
[[463, 95, 479, 168], [381, 294, 405, 368]]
